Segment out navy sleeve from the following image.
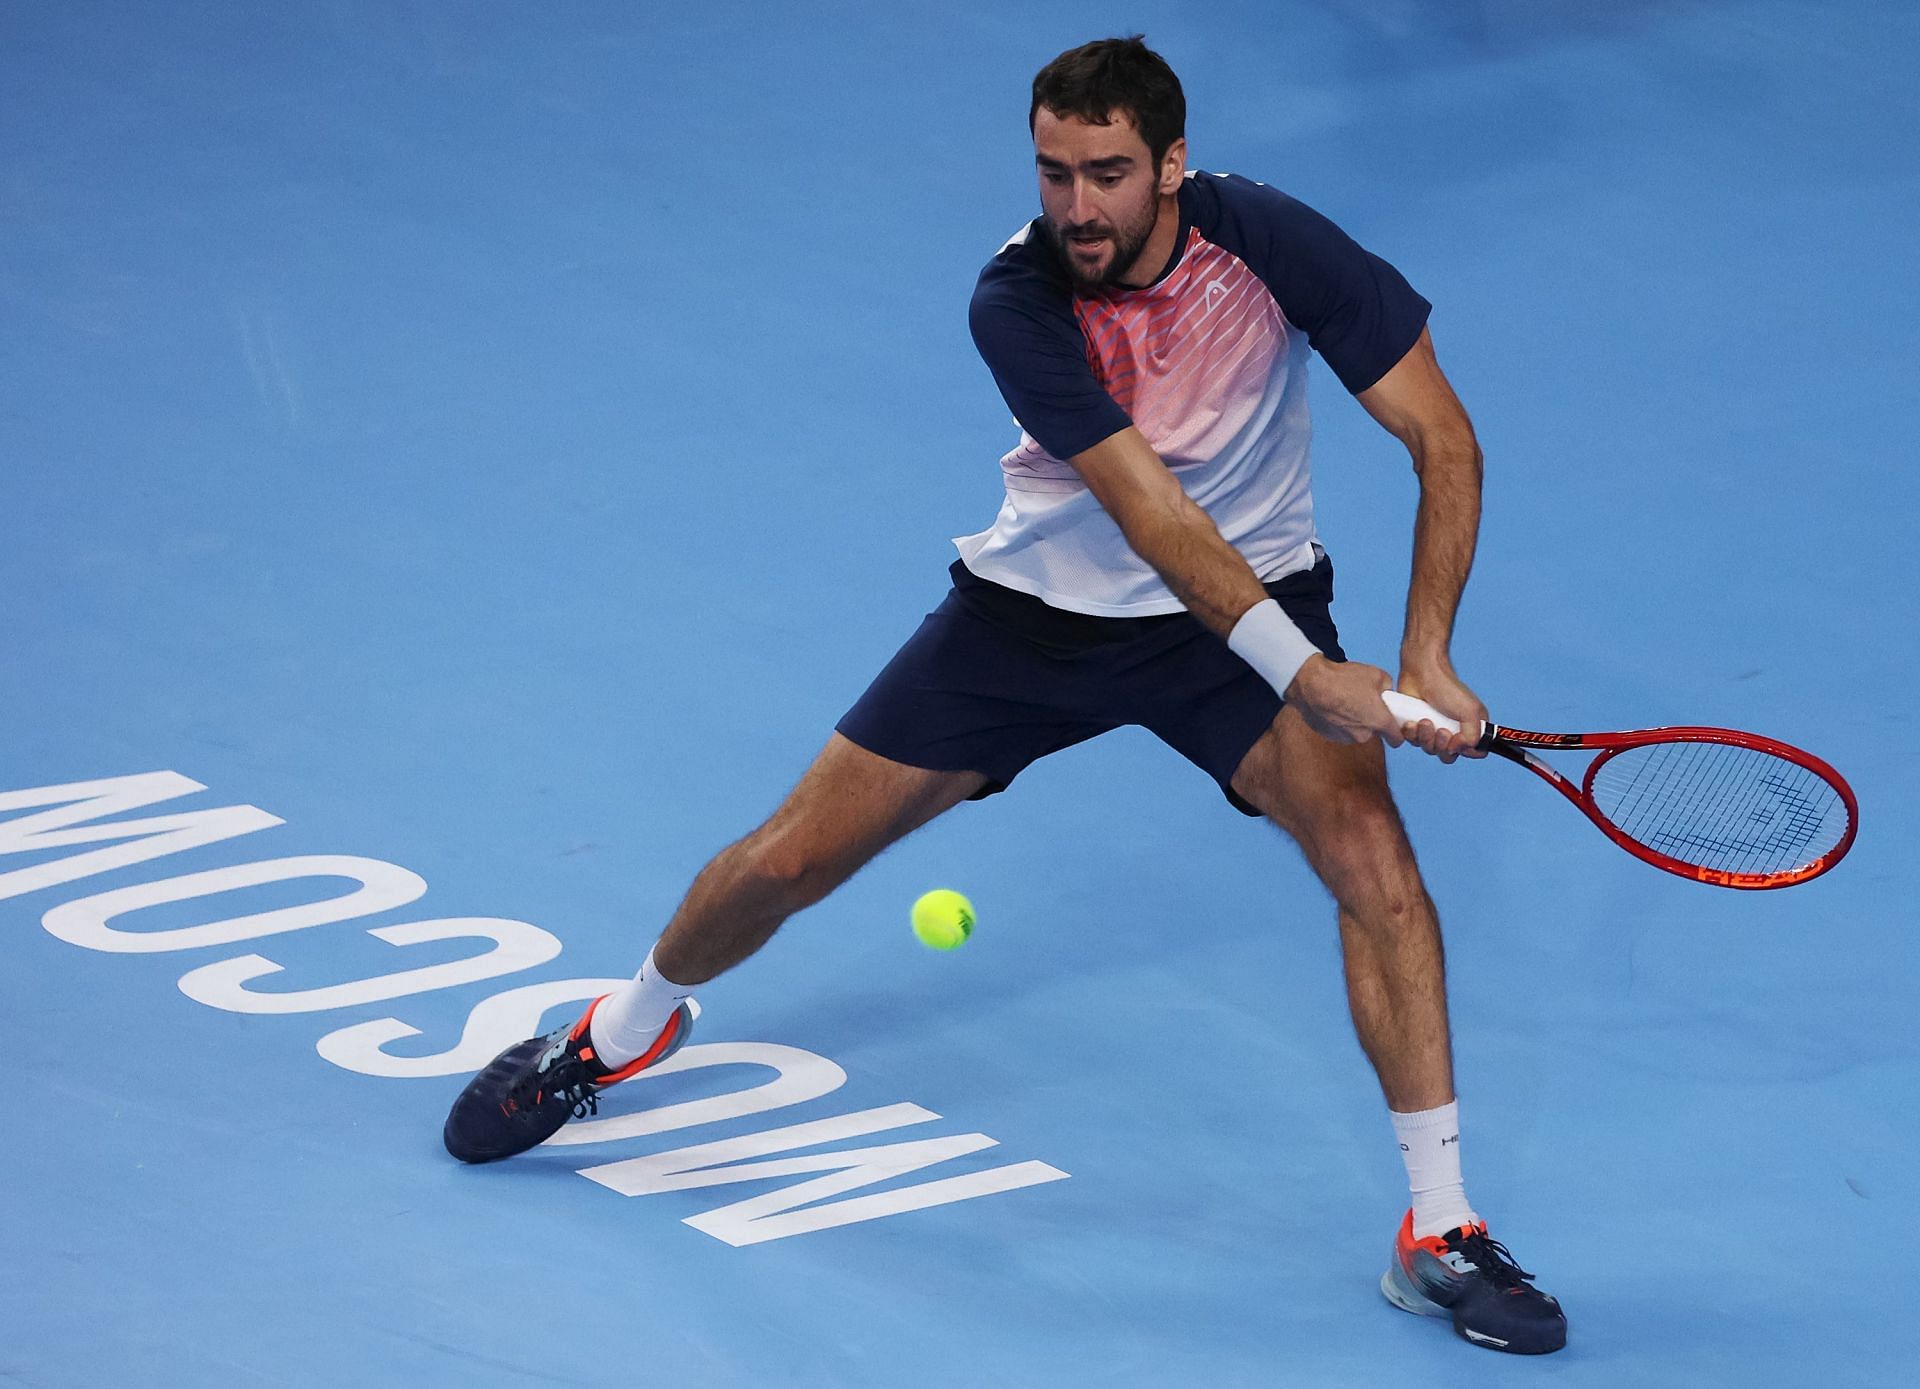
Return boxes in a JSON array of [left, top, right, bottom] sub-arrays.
[[1188, 174, 1431, 394], [968, 233, 1133, 460]]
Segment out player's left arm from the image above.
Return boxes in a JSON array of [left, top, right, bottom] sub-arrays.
[[1355, 326, 1489, 762]]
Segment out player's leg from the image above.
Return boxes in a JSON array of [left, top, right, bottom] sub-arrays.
[[1132, 551, 1563, 1352], [1130, 551, 1453, 1111], [580, 733, 985, 1071], [1230, 708, 1566, 1355], [1227, 707, 1452, 1113], [651, 732, 988, 984]]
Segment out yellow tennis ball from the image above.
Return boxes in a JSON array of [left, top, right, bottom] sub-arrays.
[[911, 889, 975, 951]]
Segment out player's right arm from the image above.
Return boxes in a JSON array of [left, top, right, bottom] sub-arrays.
[[1068, 425, 1400, 746]]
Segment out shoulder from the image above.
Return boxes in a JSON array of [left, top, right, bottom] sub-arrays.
[[970, 221, 1073, 322], [1185, 172, 1430, 395], [969, 221, 1084, 362], [1184, 171, 1369, 266]]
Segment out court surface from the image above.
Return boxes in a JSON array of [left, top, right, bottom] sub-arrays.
[[3, 2, 1915, 1385]]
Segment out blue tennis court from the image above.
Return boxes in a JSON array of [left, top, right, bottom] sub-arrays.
[[4, 2, 1914, 1384]]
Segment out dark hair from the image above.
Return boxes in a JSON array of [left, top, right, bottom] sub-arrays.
[[1029, 35, 1186, 165]]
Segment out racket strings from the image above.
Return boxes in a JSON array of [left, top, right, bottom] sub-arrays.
[[1588, 741, 1849, 876]]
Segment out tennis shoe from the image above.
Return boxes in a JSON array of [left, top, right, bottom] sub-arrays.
[[1381, 1211, 1567, 1354], [442, 995, 693, 1164]]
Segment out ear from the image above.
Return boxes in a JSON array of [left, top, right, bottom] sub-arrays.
[[1158, 137, 1188, 194]]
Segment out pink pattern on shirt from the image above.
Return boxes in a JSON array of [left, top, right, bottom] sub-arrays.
[[1003, 228, 1288, 477]]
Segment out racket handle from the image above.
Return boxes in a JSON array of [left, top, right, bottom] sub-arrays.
[[1381, 690, 1489, 747]]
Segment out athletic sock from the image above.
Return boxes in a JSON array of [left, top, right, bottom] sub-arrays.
[[1390, 1099, 1480, 1239], [589, 946, 698, 1069]]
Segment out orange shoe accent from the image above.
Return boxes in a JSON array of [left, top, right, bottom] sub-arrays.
[[565, 996, 610, 1070], [597, 1006, 685, 1085], [568, 996, 607, 1044], [1397, 1208, 1487, 1258]]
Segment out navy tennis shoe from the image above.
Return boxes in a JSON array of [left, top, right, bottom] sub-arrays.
[[1381, 1211, 1568, 1354], [443, 996, 694, 1164]]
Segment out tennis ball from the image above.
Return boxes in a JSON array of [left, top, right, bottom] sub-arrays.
[[911, 888, 975, 951]]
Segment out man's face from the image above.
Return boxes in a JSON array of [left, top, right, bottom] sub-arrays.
[[1033, 106, 1179, 290]]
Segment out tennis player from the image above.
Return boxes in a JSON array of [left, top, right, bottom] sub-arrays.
[[445, 35, 1565, 1356]]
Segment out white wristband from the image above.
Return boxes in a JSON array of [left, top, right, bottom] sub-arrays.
[[1227, 598, 1319, 698]]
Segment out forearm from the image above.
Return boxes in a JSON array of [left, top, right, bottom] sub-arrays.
[[1400, 429, 1483, 670], [1118, 488, 1272, 639]]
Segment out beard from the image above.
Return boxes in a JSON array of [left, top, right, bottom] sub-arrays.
[[1043, 195, 1160, 290]]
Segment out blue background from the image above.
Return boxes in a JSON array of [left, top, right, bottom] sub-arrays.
[[3, 2, 1914, 1384]]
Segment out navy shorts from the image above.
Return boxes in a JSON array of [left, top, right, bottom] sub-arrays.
[[835, 552, 1346, 817]]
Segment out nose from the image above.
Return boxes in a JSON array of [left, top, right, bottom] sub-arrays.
[[1065, 177, 1101, 228]]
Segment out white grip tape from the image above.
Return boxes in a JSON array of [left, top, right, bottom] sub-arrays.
[[1381, 690, 1463, 736]]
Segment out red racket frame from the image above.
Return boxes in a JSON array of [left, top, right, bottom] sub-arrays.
[[1479, 723, 1859, 889]]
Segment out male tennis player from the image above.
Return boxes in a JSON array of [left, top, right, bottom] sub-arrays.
[[445, 36, 1566, 1356]]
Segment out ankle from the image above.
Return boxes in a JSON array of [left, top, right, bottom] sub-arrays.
[[589, 946, 698, 1069], [1390, 1100, 1480, 1240]]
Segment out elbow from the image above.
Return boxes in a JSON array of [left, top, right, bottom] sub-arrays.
[[1408, 423, 1483, 481]]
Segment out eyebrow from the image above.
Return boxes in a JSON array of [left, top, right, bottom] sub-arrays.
[[1035, 153, 1137, 172]]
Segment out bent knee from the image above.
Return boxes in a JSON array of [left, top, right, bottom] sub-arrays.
[[739, 826, 850, 903], [1287, 802, 1427, 902], [1283, 786, 1408, 856]]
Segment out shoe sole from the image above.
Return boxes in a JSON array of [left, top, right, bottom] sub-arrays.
[[1380, 1265, 1448, 1319]]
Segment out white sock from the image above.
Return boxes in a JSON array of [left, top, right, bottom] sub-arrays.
[[1391, 1099, 1480, 1239], [589, 946, 697, 1068]]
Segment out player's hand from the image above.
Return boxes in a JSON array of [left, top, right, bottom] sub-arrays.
[[1396, 658, 1489, 763], [1286, 656, 1401, 745]]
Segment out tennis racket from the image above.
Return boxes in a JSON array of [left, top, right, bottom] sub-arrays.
[[1380, 691, 1858, 890]]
